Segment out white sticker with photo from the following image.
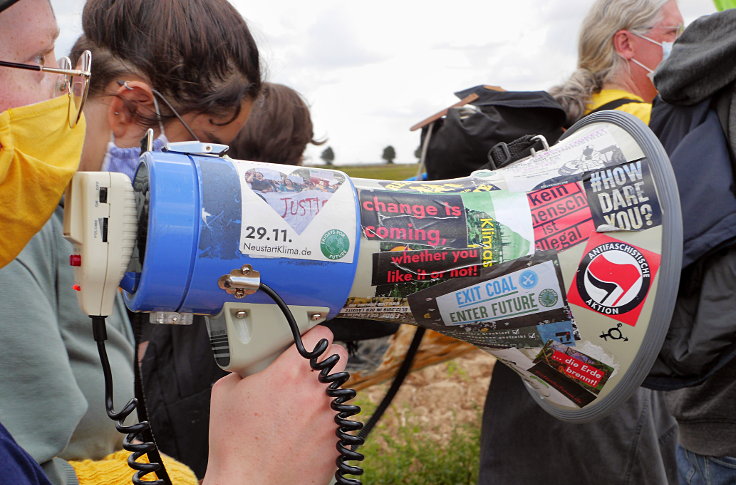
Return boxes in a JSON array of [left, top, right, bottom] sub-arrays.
[[337, 297, 414, 322], [498, 126, 622, 192], [233, 160, 357, 263], [435, 259, 565, 326], [490, 348, 572, 407]]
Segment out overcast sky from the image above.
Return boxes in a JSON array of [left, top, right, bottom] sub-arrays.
[[52, 0, 717, 166]]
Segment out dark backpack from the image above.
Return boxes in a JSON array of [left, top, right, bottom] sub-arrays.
[[419, 86, 567, 180], [644, 84, 736, 390]]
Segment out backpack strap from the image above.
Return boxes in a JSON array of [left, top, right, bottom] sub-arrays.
[[485, 134, 549, 170], [588, 97, 643, 115]]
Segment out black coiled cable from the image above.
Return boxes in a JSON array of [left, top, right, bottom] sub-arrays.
[[92, 316, 172, 485], [259, 283, 365, 485]]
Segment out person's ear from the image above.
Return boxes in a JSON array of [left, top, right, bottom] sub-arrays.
[[107, 80, 156, 148], [613, 29, 635, 60]]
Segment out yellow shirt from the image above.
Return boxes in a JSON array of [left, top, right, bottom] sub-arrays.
[[70, 450, 198, 485], [585, 89, 652, 125]]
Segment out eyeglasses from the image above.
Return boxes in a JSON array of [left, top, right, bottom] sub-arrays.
[[0, 49, 92, 128], [662, 24, 685, 37], [118, 80, 200, 142], [642, 23, 685, 39]]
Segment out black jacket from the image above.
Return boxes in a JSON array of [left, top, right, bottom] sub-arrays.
[[647, 9, 736, 457], [645, 8, 736, 391]]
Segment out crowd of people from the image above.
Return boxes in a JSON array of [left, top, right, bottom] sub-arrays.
[[0, 0, 734, 484], [0, 0, 341, 484]]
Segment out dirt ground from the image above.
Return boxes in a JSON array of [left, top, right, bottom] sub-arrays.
[[358, 348, 497, 441]]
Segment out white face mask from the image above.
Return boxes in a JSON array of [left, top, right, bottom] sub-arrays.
[[631, 32, 674, 80], [636, 33, 673, 60]]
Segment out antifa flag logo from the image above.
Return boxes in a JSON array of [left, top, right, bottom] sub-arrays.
[[575, 242, 651, 318], [585, 255, 642, 307]]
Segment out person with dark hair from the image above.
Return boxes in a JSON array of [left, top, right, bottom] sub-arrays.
[[70, 0, 260, 176], [229, 82, 324, 164], [139, 81, 328, 479], [0, 1, 346, 484], [246, 170, 278, 192]]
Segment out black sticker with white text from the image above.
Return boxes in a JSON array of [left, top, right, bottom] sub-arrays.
[[583, 159, 661, 231]]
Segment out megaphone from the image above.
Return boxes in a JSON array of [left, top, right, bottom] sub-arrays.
[[64, 111, 681, 423]]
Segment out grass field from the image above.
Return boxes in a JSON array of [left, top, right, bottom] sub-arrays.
[[328, 163, 421, 181]]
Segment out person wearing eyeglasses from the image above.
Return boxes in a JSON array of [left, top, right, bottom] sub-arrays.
[[0, 1, 347, 485], [138, 81, 328, 478], [0, 0, 90, 270], [549, 0, 684, 126], [0, 0, 86, 484], [478, 2, 684, 485]]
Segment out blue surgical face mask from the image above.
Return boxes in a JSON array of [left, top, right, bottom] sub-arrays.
[[101, 133, 167, 181]]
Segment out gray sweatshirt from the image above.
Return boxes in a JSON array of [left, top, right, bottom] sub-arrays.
[[0, 207, 135, 484]]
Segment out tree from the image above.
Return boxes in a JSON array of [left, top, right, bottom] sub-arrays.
[[321, 146, 335, 166], [414, 145, 422, 161], [382, 145, 396, 164]]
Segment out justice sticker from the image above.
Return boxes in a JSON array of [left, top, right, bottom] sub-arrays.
[[234, 161, 357, 263], [583, 159, 662, 231], [567, 233, 661, 326]]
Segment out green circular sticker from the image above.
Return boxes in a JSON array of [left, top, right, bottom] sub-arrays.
[[538, 288, 559, 307], [320, 229, 350, 260]]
